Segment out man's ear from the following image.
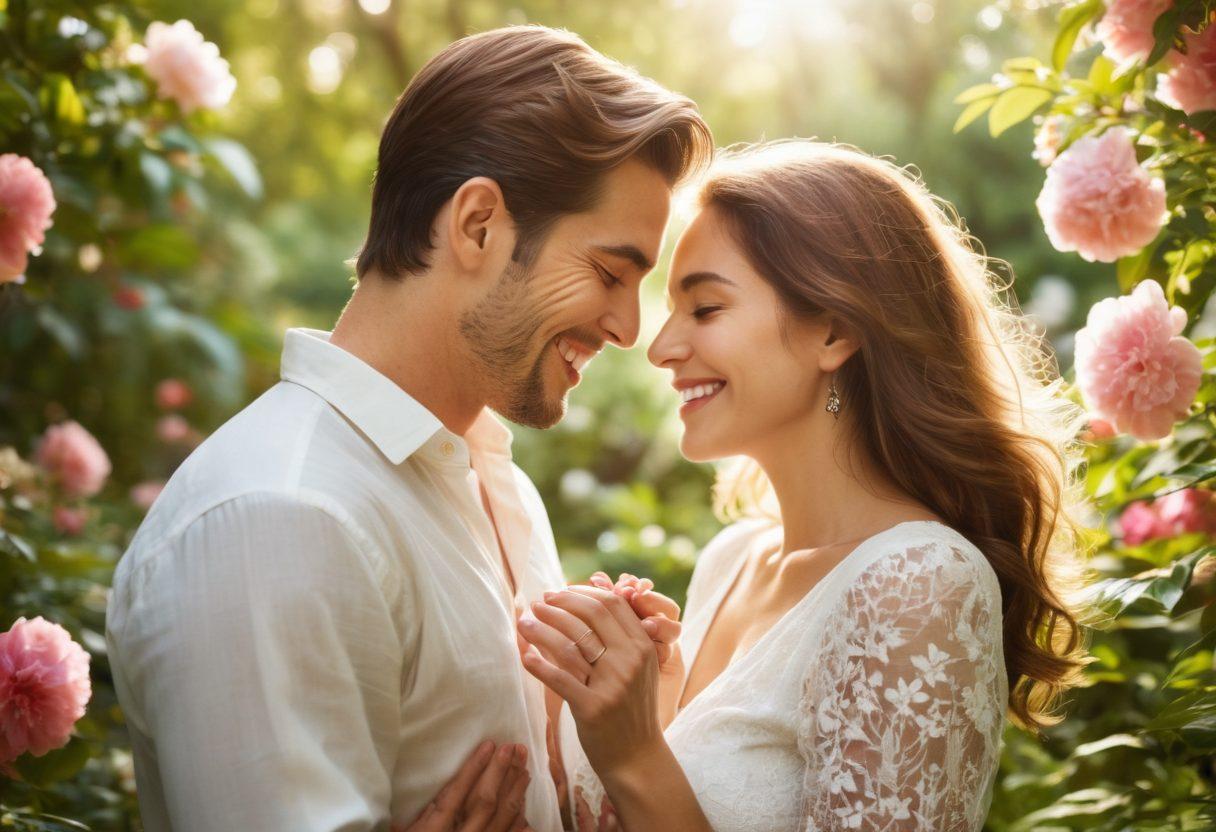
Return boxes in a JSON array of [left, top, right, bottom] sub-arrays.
[[446, 176, 511, 272], [818, 316, 862, 374]]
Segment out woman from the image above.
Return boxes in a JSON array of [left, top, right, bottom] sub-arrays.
[[516, 141, 1089, 831]]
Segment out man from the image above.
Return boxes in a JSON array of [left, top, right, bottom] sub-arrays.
[[106, 24, 712, 832]]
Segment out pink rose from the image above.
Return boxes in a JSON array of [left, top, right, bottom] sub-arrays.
[[0, 617, 91, 763], [1096, 0, 1172, 65], [1119, 500, 1170, 544], [155, 378, 193, 410], [1155, 488, 1216, 535], [130, 480, 165, 510], [1075, 280, 1203, 440], [1157, 23, 1216, 115], [141, 20, 237, 114], [156, 414, 191, 444], [0, 154, 56, 285], [52, 506, 87, 537], [35, 421, 111, 499], [1036, 127, 1168, 263]]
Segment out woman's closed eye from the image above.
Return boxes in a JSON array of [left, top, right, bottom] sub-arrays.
[[692, 305, 723, 320], [595, 263, 624, 288]]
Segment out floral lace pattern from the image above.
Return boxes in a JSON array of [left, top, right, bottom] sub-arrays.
[[560, 522, 1007, 832]]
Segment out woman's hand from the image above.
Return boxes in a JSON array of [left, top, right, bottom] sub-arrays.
[[517, 586, 665, 779], [394, 740, 533, 832], [588, 572, 681, 669]]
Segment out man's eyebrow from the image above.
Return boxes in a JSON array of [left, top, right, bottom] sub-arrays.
[[594, 244, 654, 273], [677, 271, 738, 293]]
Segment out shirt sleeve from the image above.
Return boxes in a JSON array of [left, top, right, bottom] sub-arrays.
[[111, 492, 406, 832], [798, 542, 1006, 832]]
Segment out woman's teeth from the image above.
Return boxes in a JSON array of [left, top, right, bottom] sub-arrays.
[[556, 337, 592, 372], [681, 382, 725, 403]]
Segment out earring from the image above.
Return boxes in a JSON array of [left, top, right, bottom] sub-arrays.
[[825, 379, 841, 420]]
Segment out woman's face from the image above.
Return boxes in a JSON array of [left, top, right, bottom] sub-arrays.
[[648, 206, 829, 463]]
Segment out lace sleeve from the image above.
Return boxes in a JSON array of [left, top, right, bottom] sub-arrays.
[[798, 541, 1006, 832]]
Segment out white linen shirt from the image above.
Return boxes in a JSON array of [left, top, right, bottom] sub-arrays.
[[106, 327, 567, 832]]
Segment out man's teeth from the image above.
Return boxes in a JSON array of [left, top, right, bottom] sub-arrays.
[[680, 382, 725, 403], [556, 337, 593, 372]]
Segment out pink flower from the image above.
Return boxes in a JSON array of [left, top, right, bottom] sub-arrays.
[[52, 506, 87, 537], [1074, 280, 1203, 440], [130, 480, 165, 510], [1157, 23, 1216, 115], [1118, 500, 1171, 544], [1096, 0, 1172, 65], [1156, 488, 1216, 535], [35, 421, 111, 499], [141, 20, 236, 114], [155, 378, 193, 410], [156, 414, 191, 444], [1033, 115, 1067, 167], [1036, 128, 1168, 263], [0, 617, 91, 763], [112, 285, 145, 311], [0, 154, 56, 285]]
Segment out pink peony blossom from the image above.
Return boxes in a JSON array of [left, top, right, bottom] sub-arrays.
[[1096, 0, 1172, 65], [141, 20, 237, 114], [1087, 415, 1118, 439], [1036, 128, 1168, 263], [130, 480, 165, 510], [156, 414, 191, 444], [52, 506, 87, 537], [155, 378, 193, 410], [36, 421, 111, 499], [1157, 23, 1216, 115], [1119, 500, 1170, 544], [1074, 280, 1203, 440], [0, 154, 56, 285], [0, 617, 91, 763], [1155, 488, 1216, 535]]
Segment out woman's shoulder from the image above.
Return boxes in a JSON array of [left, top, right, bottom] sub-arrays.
[[694, 516, 779, 577], [846, 520, 1002, 605]]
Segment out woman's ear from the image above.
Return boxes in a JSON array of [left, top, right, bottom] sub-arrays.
[[446, 176, 511, 272], [818, 316, 862, 373]]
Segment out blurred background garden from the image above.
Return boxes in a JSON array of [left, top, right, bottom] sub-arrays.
[[2, 0, 1214, 829]]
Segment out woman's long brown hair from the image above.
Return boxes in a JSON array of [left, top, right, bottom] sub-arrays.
[[706, 141, 1089, 730]]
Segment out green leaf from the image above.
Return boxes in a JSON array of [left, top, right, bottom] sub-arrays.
[[12, 739, 92, 787], [1053, 0, 1104, 72], [140, 151, 174, 196], [988, 87, 1054, 137], [119, 223, 200, 271], [204, 137, 263, 200], [35, 304, 86, 360], [954, 98, 995, 133], [954, 83, 1001, 105], [1089, 555, 1199, 618], [38, 73, 85, 127], [0, 528, 36, 562], [1116, 235, 1163, 292]]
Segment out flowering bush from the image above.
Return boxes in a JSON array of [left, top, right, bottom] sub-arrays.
[[0, 1, 262, 828], [959, 2, 1216, 829]]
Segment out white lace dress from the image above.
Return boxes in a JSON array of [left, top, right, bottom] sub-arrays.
[[559, 519, 1008, 831]]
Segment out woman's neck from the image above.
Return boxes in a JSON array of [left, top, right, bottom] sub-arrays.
[[751, 416, 934, 556]]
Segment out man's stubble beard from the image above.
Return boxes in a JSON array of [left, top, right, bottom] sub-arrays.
[[458, 258, 565, 429]]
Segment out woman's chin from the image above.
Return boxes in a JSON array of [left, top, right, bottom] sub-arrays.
[[678, 431, 728, 464]]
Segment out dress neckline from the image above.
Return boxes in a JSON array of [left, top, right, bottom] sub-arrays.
[[674, 519, 955, 718]]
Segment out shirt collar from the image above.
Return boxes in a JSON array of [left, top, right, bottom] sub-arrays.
[[280, 328, 444, 465]]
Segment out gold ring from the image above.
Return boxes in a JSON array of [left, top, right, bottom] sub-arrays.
[[589, 644, 607, 664], [574, 629, 595, 646]]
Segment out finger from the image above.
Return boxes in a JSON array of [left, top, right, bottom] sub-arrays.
[[531, 602, 607, 662], [629, 590, 680, 622], [433, 740, 496, 818], [521, 647, 595, 711], [640, 615, 681, 646], [589, 573, 614, 590], [598, 797, 615, 832], [637, 578, 654, 593], [509, 813, 528, 832], [575, 789, 597, 832], [484, 760, 530, 832], [461, 743, 519, 828], [561, 586, 648, 646], [517, 615, 595, 679]]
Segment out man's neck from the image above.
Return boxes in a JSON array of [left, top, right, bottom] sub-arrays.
[[330, 270, 487, 435]]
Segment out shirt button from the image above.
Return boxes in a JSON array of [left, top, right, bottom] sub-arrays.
[[440, 441, 455, 457]]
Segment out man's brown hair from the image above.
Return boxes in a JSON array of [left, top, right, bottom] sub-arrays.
[[354, 25, 713, 279]]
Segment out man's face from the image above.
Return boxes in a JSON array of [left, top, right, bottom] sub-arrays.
[[459, 159, 672, 428]]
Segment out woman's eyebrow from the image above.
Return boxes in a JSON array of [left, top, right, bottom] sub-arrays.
[[676, 271, 737, 293]]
